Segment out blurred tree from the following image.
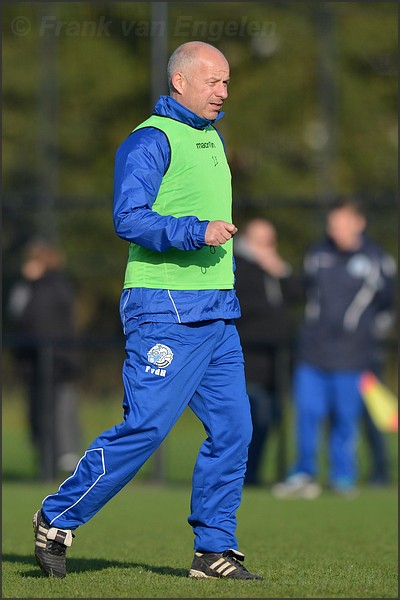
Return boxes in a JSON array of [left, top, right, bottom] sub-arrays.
[[2, 1, 397, 339]]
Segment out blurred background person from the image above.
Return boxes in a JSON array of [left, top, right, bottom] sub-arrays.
[[7, 239, 82, 477], [272, 199, 396, 499], [234, 218, 303, 486]]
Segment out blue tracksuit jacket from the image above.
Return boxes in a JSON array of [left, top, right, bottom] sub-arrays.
[[296, 233, 396, 370]]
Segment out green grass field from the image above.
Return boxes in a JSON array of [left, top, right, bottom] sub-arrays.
[[2, 394, 398, 598]]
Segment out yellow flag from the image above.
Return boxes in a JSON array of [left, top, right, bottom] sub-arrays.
[[359, 371, 398, 432]]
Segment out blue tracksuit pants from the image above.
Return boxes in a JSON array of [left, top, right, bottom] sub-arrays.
[[292, 363, 364, 485], [41, 318, 252, 552]]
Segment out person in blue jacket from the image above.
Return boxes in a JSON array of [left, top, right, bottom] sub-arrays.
[[272, 198, 396, 499], [32, 41, 261, 581]]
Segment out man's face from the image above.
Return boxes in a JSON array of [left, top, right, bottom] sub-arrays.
[[327, 207, 366, 251], [174, 50, 230, 120]]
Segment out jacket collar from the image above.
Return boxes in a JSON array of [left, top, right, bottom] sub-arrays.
[[153, 95, 224, 129]]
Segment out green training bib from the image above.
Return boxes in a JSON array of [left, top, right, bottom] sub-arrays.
[[123, 115, 234, 290]]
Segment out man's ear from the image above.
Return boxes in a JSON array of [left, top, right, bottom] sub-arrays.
[[171, 72, 185, 95]]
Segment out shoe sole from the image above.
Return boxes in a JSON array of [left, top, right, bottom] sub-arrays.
[[188, 568, 214, 578], [272, 484, 322, 500], [188, 568, 262, 580]]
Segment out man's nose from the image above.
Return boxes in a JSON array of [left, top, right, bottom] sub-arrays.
[[216, 83, 228, 99]]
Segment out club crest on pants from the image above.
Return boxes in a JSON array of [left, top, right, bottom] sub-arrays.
[[147, 343, 174, 368]]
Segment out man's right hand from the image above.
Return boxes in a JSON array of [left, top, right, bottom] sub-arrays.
[[204, 220, 238, 246]]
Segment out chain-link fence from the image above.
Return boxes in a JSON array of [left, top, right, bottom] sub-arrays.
[[3, 194, 397, 481]]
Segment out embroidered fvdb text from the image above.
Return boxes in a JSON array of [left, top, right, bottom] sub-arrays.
[[146, 343, 174, 377]]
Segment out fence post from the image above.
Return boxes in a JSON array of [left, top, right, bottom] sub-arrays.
[[38, 341, 57, 481], [275, 343, 291, 481], [150, 1, 169, 485]]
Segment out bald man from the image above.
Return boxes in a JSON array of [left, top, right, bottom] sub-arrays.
[[33, 42, 262, 580]]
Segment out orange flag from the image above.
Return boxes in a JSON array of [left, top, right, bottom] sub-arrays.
[[359, 371, 398, 433]]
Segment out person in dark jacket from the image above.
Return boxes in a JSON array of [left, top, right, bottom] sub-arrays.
[[7, 239, 82, 475], [234, 218, 303, 485], [272, 199, 396, 499]]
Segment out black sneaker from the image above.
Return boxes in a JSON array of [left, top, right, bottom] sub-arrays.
[[33, 509, 74, 578], [188, 549, 262, 579]]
